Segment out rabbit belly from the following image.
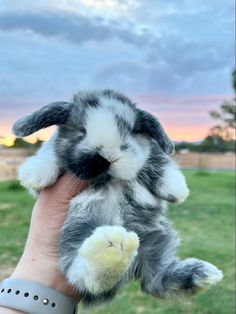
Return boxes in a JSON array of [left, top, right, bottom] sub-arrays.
[[59, 185, 131, 293]]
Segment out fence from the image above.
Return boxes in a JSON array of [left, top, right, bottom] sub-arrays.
[[174, 152, 235, 171], [0, 148, 235, 181]]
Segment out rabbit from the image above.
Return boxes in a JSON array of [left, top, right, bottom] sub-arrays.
[[13, 89, 223, 305]]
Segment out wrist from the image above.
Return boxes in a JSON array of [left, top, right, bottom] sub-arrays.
[[0, 278, 78, 314], [11, 254, 80, 302]]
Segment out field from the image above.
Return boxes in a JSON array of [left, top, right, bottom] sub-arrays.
[[0, 171, 235, 314]]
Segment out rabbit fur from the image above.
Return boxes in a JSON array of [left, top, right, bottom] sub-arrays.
[[13, 89, 223, 305]]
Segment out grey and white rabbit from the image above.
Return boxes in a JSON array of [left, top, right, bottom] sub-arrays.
[[13, 90, 223, 305]]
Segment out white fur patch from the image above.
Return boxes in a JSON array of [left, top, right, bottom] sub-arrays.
[[18, 134, 59, 190], [101, 96, 136, 127], [67, 255, 89, 292], [69, 183, 124, 225], [160, 162, 190, 203], [86, 107, 121, 149], [110, 135, 150, 180], [70, 189, 105, 213], [133, 182, 158, 206]]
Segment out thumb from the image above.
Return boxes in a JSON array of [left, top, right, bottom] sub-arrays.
[[33, 173, 88, 221], [47, 173, 89, 200]]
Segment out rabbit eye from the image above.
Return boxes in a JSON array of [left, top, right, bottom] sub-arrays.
[[120, 143, 129, 151], [78, 128, 86, 137], [132, 126, 142, 135]]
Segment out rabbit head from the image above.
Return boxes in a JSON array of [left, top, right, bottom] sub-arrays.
[[13, 90, 174, 181]]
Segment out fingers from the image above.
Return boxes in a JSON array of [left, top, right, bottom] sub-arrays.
[[42, 172, 89, 201], [54, 173, 89, 199], [29, 173, 89, 249]]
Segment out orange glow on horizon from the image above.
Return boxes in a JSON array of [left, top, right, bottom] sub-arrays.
[[0, 126, 209, 147], [0, 127, 54, 147], [1, 93, 231, 146], [166, 125, 209, 142], [0, 137, 15, 147]]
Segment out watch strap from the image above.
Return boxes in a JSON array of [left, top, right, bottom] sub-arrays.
[[0, 278, 78, 314]]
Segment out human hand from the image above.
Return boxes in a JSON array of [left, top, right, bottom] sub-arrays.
[[9, 173, 88, 302]]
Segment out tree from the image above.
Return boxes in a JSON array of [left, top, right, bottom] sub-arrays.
[[209, 70, 236, 142], [232, 69, 236, 91], [9, 138, 43, 149], [12, 138, 33, 148], [201, 134, 235, 152]]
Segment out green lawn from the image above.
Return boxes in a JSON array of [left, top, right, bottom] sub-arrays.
[[0, 171, 235, 314]]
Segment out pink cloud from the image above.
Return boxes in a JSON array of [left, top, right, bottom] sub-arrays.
[[134, 93, 233, 141], [0, 93, 233, 142]]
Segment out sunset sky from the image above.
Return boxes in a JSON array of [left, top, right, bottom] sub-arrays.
[[0, 0, 234, 146]]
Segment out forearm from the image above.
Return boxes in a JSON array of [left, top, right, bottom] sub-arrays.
[[0, 308, 23, 314], [0, 174, 85, 312]]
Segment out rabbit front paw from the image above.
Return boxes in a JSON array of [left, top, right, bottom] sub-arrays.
[[160, 164, 190, 204], [19, 156, 59, 190]]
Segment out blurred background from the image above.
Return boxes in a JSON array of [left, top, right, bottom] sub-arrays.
[[0, 1, 235, 313]]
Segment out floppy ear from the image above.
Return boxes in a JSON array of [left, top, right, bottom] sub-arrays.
[[12, 101, 71, 137], [134, 109, 174, 155]]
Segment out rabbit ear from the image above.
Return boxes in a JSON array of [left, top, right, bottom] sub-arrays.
[[12, 101, 72, 137], [134, 109, 174, 155]]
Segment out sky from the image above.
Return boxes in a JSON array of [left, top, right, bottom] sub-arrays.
[[0, 0, 235, 146]]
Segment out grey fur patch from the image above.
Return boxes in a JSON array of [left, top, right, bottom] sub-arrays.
[[59, 216, 101, 274], [72, 91, 100, 108], [101, 89, 135, 109], [134, 109, 174, 155], [115, 114, 132, 137], [137, 140, 169, 196], [12, 101, 71, 136]]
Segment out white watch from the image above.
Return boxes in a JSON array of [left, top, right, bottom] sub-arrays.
[[0, 278, 78, 314]]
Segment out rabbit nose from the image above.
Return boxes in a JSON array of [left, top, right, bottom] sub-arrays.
[[94, 154, 110, 172], [80, 153, 110, 179], [68, 152, 111, 179]]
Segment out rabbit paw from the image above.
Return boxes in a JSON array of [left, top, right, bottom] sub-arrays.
[[19, 156, 59, 190], [158, 258, 223, 299], [192, 260, 223, 290], [68, 226, 139, 294], [171, 258, 223, 297], [79, 226, 139, 266], [161, 163, 190, 204]]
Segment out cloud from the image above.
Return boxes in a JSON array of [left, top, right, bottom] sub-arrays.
[[94, 58, 233, 96], [0, 10, 150, 46], [94, 61, 148, 92], [0, 0, 234, 105], [1, 0, 140, 19], [148, 35, 234, 73]]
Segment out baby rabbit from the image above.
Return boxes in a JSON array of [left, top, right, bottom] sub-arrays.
[[13, 90, 223, 305]]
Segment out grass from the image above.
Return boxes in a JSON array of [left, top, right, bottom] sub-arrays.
[[0, 171, 235, 314]]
